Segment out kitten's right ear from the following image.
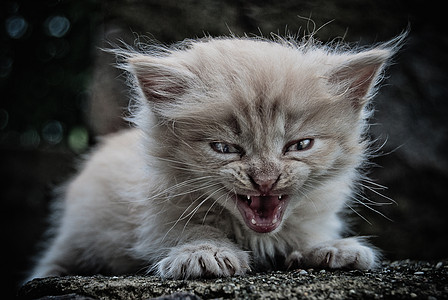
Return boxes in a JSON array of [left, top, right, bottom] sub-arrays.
[[127, 55, 197, 102]]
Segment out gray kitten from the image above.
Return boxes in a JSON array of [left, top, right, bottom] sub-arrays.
[[30, 33, 404, 280]]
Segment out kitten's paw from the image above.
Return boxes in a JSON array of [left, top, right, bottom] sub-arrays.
[[157, 242, 250, 279], [304, 238, 376, 270], [28, 264, 68, 281], [285, 250, 304, 270]]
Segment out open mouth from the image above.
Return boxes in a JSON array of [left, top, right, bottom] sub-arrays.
[[235, 194, 289, 233]]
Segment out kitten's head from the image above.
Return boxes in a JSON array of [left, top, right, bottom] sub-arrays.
[[126, 36, 402, 234]]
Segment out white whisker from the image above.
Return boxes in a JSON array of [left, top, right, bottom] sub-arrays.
[[352, 197, 394, 222], [361, 178, 388, 190], [353, 191, 393, 207], [202, 189, 229, 224], [181, 186, 227, 233], [361, 183, 397, 205], [160, 181, 222, 242], [345, 202, 372, 225]]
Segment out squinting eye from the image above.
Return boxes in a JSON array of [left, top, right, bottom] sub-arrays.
[[210, 142, 241, 154], [285, 138, 314, 152]]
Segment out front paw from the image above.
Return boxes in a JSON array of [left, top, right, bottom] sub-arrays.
[[304, 238, 377, 270], [285, 250, 304, 270], [156, 242, 250, 279]]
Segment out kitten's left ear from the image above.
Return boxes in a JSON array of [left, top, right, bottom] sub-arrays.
[[326, 48, 392, 110]]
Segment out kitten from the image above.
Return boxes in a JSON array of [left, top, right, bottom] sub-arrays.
[[29, 33, 404, 280]]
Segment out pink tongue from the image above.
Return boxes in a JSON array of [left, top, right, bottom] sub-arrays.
[[237, 195, 286, 233], [250, 196, 280, 219], [236, 195, 288, 233]]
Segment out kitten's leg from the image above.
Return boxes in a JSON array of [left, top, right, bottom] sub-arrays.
[[156, 240, 250, 279], [289, 238, 377, 270], [27, 233, 74, 280]]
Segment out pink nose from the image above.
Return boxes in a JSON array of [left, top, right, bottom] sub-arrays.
[[250, 176, 279, 194]]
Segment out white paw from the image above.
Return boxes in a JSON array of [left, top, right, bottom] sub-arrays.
[[304, 238, 377, 270], [156, 242, 250, 279], [285, 250, 304, 270]]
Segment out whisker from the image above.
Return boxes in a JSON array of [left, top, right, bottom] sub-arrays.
[[202, 189, 229, 224], [165, 182, 223, 224], [158, 180, 222, 204], [179, 185, 226, 224], [361, 178, 388, 190], [160, 182, 222, 242], [181, 186, 227, 233], [126, 176, 218, 204], [345, 202, 372, 225], [353, 191, 393, 207], [352, 198, 394, 222], [361, 183, 397, 205]]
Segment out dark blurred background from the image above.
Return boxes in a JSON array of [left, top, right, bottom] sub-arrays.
[[1, 0, 447, 298]]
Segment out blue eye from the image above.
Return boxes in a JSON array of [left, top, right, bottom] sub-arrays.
[[285, 138, 314, 152], [210, 142, 241, 154]]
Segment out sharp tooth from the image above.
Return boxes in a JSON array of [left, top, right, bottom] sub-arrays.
[[247, 195, 251, 200], [278, 195, 282, 200], [251, 218, 256, 225]]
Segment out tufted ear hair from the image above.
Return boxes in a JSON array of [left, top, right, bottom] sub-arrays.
[[127, 55, 197, 103], [326, 48, 392, 110]]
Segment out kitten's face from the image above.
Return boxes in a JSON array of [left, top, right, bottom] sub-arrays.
[[155, 75, 363, 234], [129, 38, 390, 234]]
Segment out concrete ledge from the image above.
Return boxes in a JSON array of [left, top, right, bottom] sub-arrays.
[[18, 260, 447, 300]]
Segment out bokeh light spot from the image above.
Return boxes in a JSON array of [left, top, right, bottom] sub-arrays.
[[20, 129, 40, 148], [5, 16, 28, 39], [42, 120, 63, 145], [45, 15, 70, 38], [68, 126, 89, 153]]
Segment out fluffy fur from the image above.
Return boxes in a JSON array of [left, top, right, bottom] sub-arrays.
[[29, 33, 405, 280]]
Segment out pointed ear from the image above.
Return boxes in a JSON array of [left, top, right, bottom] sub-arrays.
[[327, 49, 392, 110], [127, 55, 196, 102]]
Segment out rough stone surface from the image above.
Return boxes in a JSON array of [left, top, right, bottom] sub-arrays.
[[18, 260, 448, 300]]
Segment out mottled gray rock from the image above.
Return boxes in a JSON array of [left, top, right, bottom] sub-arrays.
[[19, 260, 448, 300]]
